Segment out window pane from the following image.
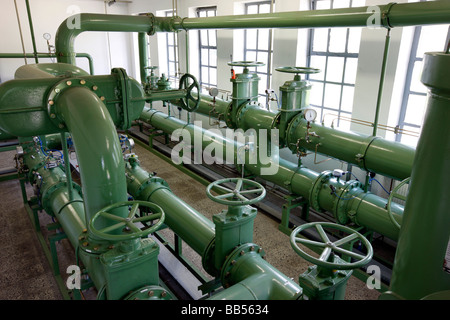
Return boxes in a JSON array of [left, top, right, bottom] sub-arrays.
[[209, 49, 217, 66], [168, 47, 175, 61], [400, 125, 420, 147], [208, 30, 216, 47], [310, 82, 324, 106], [344, 57, 358, 84], [323, 83, 341, 109], [210, 68, 217, 86], [260, 4, 271, 14], [247, 5, 258, 14], [258, 51, 269, 66], [201, 67, 209, 84], [201, 49, 209, 65], [410, 61, 425, 94], [333, 0, 350, 9], [329, 28, 348, 53], [167, 34, 174, 46], [326, 56, 344, 83], [246, 50, 257, 62], [315, 0, 331, 10], [258, 29, 270, 50], [313, 28, 328, 52], [200, 30, 208, 45], [259, 74, 268, 94], [341, 86, 354, 112], [404, 94, 427, 126], [347, 28, 362, 53], [416, 25, 449, 58], [352, 0, 366, 7], [247, 29, 257, 50], [199, 10, 206, 17], [310, 55, 326, 81]]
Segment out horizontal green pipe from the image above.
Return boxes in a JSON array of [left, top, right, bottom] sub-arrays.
[[14, 62, 90, 79], [125, 161, 215, 256], [175, 2, 450, 30], [140, 108, 402, 240], [0, 53, 94, 75], [188, 93, 415, 181]]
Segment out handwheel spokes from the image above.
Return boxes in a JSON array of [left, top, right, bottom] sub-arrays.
[[332, 246, 366, 261], [235, 179, 243, 192], [294, 237, 326, 248], [133, 212, 161, 223], [216, 192, 235, 199], [333, 233, 359, 247], [319, 247, 332, 262], [128, 203, 140, 219], [99, 211, 126, 222], [315, 224, 331, 243], [98, 221, 126, 234]]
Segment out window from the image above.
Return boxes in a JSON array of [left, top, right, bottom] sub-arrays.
[[244, 1, 274, 103], [306, 0, 365, 130], [395, 21, 450, 146], [197, 7, 218, 91], [165, 10, 179, 82]]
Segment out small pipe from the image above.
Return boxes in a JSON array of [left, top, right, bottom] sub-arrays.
[[13, 0, 27, 65], [372, 28, 391, 137], [25, 0, 38, 64], [60, 132, 74, 201]]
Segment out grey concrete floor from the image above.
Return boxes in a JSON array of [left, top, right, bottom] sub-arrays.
[[0, 143, 380, 300]]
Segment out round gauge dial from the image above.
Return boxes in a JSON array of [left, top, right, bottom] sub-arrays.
[[43, 33, 51, 40], [304, 108, 317, 122]]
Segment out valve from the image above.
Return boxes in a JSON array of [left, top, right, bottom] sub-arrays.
[[206, 177, 266, 207], [290, 221, 373, 300], [178, 73, 201, 112], [89, 200, 165, 242]]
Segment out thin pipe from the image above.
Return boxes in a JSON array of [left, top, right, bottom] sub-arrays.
[[13, 0, 27, 65], [372, 28, 391, 137], [60, 132, 74, 201], [25, 0, 38, 64]]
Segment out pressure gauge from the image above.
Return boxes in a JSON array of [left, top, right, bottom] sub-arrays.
[[209, 87, 219, 97], [43, 33, 51, 41], [303, 108, 317, 122]]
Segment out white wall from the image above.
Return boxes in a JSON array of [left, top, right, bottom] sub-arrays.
[[0, 0, 132, 81]]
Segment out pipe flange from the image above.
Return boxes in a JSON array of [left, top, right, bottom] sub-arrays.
[[41, 180, 82, 216], [136, 176, 170, 198], [202, 238, 219, 277], [220, 243, 266, 288], [235, 101, 252, 129], [77, 230, 113, 255], [123, 285, 173, 300], [308, 170, 333, 212], [332, 180, 364, 225], [224, 102, 235, 129], [47, 78, 105, 129], [285, 112, 305, 153]]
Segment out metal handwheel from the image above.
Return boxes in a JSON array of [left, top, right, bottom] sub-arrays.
[[206, 178, 266, 206], [89, 200, 165, 241], [275, 66, 321, 75], [290, 221, 373, 270], [386, 177, 410, 230], [227, 61, 266, 68], [178, 73, 200, 112]]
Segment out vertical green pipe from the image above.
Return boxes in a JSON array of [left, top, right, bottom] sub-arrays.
[[138, 33, 149, 84], [372, 29, 391, 137], [388, 52, 450, 299], [25, 0, 38, 64], [60, 132, 73, 201], [56, 86, 128, 231]]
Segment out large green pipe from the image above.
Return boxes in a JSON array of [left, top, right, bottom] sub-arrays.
[[388, 52, 450, 300], [138, 33, 149, 84], [54, 2, 450, 66], [175, 2, 450, 30], [125, 161, 215, 255], [56, 86, 128, 228], [140, 108, 403, 240], [179, 92, 415, 181]]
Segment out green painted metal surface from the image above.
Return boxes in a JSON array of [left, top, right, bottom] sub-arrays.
[[387, 52, 450, 300]]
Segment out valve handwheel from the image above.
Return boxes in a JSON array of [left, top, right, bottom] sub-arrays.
[[206, 178, 266, 206], [275, 66, 321, 75], [227, 61, 266, 68], [386, 177, 410, 230], [290, 222, 373, 270], [178, 73, 200, 112], [89, 200, 165, 241]]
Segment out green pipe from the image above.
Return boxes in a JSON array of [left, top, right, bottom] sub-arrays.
[[175, 2, 450, 30], [60, 132, 73, 201], [25, 0, 38, 64], [388, 52, 450, 300], [54, 2, 450, 66], [125, 160, 215, 256], [179, 92, 415, 181], [373, 29, 391, 137], [56, 86, 128, 231], [209, 246, 302, 300], [138, 33, 149, 84], [0, 53, 95, 75], [141, 108, 403, 240]]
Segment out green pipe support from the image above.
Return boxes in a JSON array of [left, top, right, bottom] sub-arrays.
[[25, 0, 38, 64], [138, 33, 149, 84], [387, 52, 450, 300], [140, 108, 403, 241]]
